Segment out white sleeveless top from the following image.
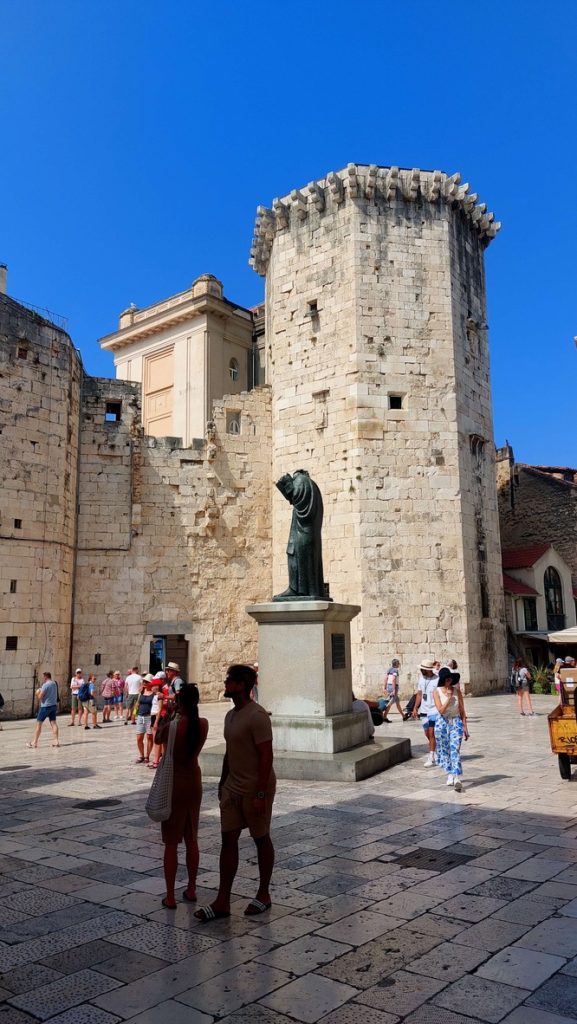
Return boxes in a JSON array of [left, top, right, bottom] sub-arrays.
[[440, 691, 460, 719]]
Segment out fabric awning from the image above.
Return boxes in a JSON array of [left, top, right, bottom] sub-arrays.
[[548, 627, 577, 643]]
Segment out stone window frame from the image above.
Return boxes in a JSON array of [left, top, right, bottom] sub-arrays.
[[228, 358, 239, 382], [226, 410, 241, 435], [104, 401, 122, 423], [388, 393, 405, 411]]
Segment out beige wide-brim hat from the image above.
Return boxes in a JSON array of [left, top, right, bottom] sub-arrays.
[[419, 660, 435, 671], [166, 662, 180, 672], [143, 673, 154, 682]]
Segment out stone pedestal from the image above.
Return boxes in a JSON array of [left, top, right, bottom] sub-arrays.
[[226, 600, 412, 780], [247, 601, 365, 753]]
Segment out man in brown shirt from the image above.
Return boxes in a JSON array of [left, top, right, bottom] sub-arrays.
[[195, 664, 275, 922]]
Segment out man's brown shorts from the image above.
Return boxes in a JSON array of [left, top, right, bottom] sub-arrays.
[[220, 785, 275, 839]]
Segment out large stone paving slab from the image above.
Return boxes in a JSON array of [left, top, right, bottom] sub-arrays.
[[526, 975, 577, 1017], [8, 969, 122, 1021], [502, 1009, 577, 1024], [30, 1010, 121, 1024], [431, 975, 529, 1023], [258, 975, 359, 1023], [476, 945, 566, 989], [404, 940, 489, 982], [104, 921, 219, 960], [175, 962, 293, 1017], [317, 927, 441, 988], [355, 970, 447, 1017], [515, 916, 577, 957], [2, 696, 577, 1024], [255, 934, 351, 975]]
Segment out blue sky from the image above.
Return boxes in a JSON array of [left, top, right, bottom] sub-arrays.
[[1, 0, 575, 465]]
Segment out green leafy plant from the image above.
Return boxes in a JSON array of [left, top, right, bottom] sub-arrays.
[[530, 664, 555, 695]]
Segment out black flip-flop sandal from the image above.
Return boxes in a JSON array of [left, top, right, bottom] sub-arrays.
[[244, 898, 272, 916], [194, 905, 230, 922]]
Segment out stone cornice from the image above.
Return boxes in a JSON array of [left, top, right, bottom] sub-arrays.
[[249, 163, 501, 276], [99, 290, 253, 353]]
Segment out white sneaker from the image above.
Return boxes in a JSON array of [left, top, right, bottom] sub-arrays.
[[454, 778, 462, 792], [424, 754, 435, 767], [446, 774, 454, 786]]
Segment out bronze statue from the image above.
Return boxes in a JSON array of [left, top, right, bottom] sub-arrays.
[[273, 469, 330, 601]]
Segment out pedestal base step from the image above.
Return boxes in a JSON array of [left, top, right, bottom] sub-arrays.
[[199, 736, 411, 783]]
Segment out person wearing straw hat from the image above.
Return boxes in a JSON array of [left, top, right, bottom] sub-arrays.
[[166, 662, 184, 695], [412, 659, 439, 766]]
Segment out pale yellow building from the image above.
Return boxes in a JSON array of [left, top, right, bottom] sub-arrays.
[[99, 274, 258, 445]]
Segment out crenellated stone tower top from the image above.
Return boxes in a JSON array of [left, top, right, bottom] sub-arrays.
[[250, 163, 501, 275], [250, 159, 507, 695]]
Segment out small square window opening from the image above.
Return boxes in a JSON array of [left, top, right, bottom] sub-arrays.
[[105, 401, 122, 423], [17, 347, 28, 360], [388, 394, 404, 410], [5, 636, 18, 651], [307, 300, 318, 317], [14, 518, 22, 529], [10, 580, 17, 593]]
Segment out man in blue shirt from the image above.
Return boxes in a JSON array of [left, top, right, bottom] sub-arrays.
[[27, 671, 60, 748]]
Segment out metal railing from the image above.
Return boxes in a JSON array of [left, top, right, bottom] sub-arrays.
[[11, 295, 68, 330]]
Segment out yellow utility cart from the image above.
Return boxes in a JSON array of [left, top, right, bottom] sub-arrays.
[[548, 669, 577, 780]]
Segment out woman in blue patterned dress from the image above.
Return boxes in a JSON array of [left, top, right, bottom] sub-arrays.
[[433, 668, 469, 792]]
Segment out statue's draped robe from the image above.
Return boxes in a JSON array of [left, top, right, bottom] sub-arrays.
[[277, 471, 325, 599]]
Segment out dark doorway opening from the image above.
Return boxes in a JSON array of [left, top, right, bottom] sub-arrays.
[[149, 634, 189, 677]]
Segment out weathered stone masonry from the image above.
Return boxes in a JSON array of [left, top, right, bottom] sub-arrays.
[[0, 295, 81, 713], [1, 292, 272, 713], [497, 446, 577, 583], [1, 160, 510, 712], [72, 381, 272, 703], [251, 164, 507, 694]]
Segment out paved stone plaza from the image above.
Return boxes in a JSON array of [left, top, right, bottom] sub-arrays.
[[1, 695, 577, 1024]]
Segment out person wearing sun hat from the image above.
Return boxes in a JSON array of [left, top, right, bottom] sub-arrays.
[[412, 659, 439, 766], [165, 662, 184, 695]]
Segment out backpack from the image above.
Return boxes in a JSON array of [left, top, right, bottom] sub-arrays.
[[78, 681, 91, 702]]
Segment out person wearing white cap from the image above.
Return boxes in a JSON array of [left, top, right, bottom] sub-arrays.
[[166, 662, 184, 695], [412, 659, 439, 766]]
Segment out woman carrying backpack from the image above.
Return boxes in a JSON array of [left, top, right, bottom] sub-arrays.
[[513, 659, 535, 717]]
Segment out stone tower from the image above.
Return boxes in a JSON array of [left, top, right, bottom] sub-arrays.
[[0, 294, 82, 713], [250, 163, 507, 694]]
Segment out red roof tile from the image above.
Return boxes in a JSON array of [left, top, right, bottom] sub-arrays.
[[503, 573, 539, 596], [502, 544, 551, 569]]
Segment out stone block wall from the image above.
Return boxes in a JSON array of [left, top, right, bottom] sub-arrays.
[[72, 384, 272, 700], [0, 295, 81, 714], [253, 164, 506, 695], [497, 447, 577, 581], [447, 211, 507, 690]]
